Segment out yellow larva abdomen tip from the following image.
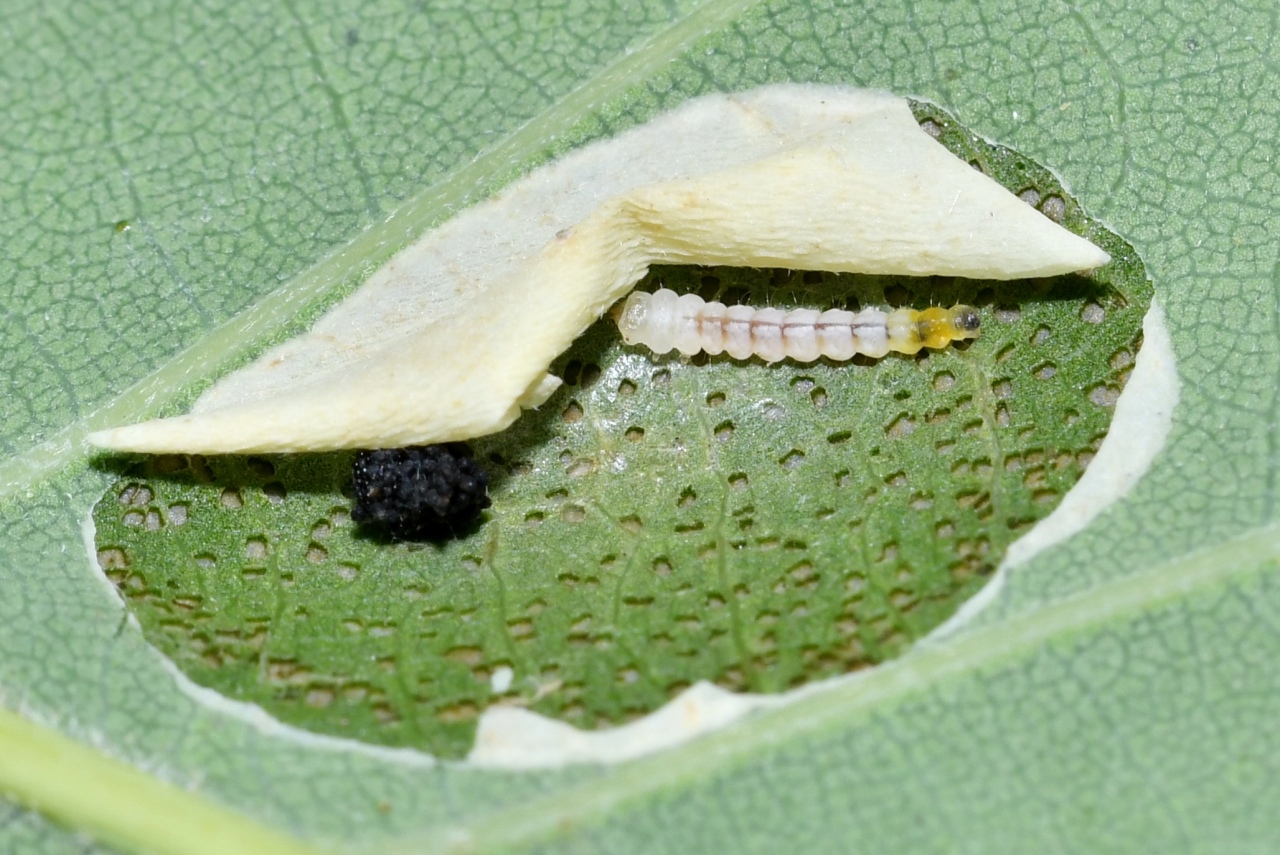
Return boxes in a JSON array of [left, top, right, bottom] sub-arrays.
[[614, 289, 981, 362], [916, 305, 982, 349]]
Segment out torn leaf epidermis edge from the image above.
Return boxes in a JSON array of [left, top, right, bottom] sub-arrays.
[[89, 85, 1109, 454]]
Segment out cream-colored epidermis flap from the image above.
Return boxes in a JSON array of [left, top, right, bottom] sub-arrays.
[[90, 85, 1110, 454]]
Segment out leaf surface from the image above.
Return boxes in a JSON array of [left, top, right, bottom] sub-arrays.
[[1, 0, 1277, 852]]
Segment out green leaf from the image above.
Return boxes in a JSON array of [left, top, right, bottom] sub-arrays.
[[2, 1, 1276, 853]]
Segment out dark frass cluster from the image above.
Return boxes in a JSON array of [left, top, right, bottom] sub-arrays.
[[351, 444, 490, 540]]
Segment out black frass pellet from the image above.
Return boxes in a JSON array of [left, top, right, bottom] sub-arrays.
[[351, 444, 490, 540]]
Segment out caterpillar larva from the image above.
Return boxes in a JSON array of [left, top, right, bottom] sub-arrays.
[[615, 288, 980, 362]]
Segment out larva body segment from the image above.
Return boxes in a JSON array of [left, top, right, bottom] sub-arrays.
[[615, 288, 979, 363]]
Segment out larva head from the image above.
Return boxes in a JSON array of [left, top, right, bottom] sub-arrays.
[[613, 288, 680, 353], [613, 291, 650, 346]]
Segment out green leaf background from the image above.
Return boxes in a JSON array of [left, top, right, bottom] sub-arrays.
[[1, 0, 1276, 853]]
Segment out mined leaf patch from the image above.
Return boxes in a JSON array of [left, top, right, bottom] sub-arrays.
[[92, 109, 1150, 760]]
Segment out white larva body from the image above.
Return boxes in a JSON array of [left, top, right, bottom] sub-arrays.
[[620, 289, 889, 361], [616, 289, 982, 362], [90, 85, 1108, 454]]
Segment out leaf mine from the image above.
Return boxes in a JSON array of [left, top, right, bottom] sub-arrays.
[[91, 92, 1147, 761]]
